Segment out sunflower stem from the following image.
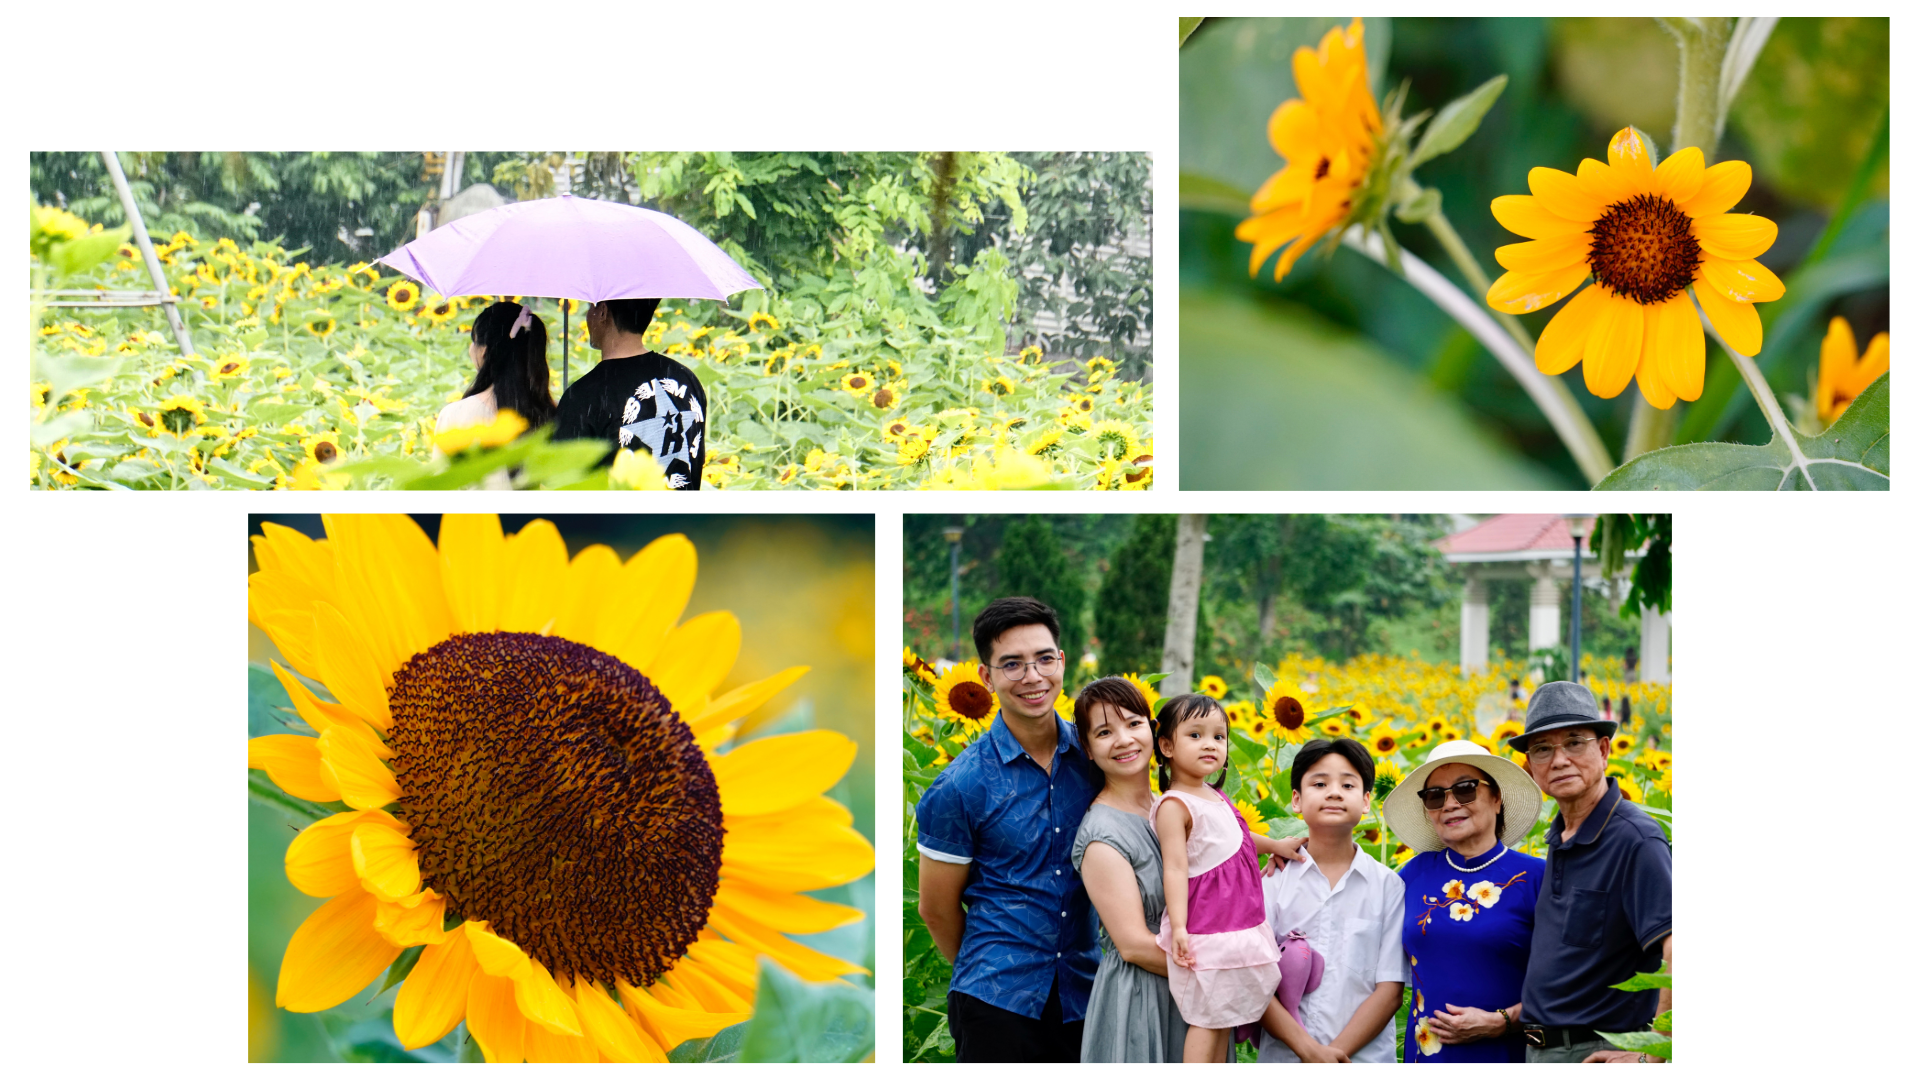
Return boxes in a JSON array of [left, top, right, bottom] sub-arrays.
[[1623, 398, 1678, 460], [1342, 231, 1615, 486], [1701, 306, 1814, 476], [1661, 17, 1734, 163], [1423, 208, 1536, 352]]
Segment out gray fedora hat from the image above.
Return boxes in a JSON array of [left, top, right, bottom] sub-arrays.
[[1507, 681, 1616, 751]]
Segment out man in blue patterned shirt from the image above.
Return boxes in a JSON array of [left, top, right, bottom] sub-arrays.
[[916, 597, 1100, 1061]]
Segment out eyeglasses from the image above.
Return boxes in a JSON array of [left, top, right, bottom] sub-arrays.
[[1416, 778, 1487, 810], [993, 653, 1063, 678], [1526, 735, 1599, 763]]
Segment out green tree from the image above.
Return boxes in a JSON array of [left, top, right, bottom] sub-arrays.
[[1094, 515, 1176, 676], [997, 516, 1087, 662]]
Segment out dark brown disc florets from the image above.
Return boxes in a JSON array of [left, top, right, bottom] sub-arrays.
[[385, 632, 723, 988], [1586, 193, 1702, 305]]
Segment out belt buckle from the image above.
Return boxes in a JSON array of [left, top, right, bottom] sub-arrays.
[[1522, 1025, 1546, 1049]]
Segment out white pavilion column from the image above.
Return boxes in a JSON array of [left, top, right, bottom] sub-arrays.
[[1528, 572, 1561, 656], [1639, 605, 1671, 683], [1460, 576, 1490, 674]]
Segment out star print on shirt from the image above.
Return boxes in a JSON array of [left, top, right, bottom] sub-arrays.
[[618, 378, 702, 478]]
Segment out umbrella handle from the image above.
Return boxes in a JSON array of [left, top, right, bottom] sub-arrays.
[[562, 301, 569, 394]]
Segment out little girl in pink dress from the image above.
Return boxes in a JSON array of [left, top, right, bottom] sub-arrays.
[[1152, 694, 1287, 1063]]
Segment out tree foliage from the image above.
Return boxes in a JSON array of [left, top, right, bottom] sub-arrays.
[[996, 516, 1088, 662], [1094, 515, 1176, 677]]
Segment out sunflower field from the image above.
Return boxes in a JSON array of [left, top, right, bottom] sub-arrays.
[[900, 650, 1673, 1062]]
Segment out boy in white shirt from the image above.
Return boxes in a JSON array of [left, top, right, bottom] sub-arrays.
[[1256, 737, 1406, 1063]]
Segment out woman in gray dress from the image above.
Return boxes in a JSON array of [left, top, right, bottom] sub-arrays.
[[1071, 677, 1187, 1061]]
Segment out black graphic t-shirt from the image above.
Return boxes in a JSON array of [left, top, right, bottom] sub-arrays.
[[553, 352, 707, 489]]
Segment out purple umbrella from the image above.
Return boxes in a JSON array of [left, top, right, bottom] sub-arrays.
[[378, 194, 762, 387]]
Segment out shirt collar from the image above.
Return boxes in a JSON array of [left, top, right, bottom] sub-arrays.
[[1554, 775, 1624, 847], [1291, 839, 1386, 888], [986, 710, 1080, 765]]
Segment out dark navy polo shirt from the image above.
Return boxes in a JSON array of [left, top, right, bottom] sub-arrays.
[[915, 711, 1101, 1021], [1523, 777, 1672, 1030]]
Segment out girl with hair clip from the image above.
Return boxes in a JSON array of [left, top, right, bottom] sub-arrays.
[[435, 300, 557, 436], [1150, 693, 1294, 1063]]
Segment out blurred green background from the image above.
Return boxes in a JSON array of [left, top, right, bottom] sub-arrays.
[[246, 514, 874, 1062], [1180, 17, 1889, 489]]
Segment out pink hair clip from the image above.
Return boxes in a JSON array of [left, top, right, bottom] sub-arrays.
[[509, 304, 534, 339]]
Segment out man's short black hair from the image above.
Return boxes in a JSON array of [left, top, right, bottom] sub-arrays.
[[971, 597, 1061, 664], [598, 298, 660, 336], [1290, 737, 1376, 793]]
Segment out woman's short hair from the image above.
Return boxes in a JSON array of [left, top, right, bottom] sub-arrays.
[[1073, 677, 1154, 781]]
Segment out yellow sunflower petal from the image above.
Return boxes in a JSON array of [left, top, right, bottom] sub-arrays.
[[714, 879, 865, 935], [662, 962, 753, 1013], [248, 734, 341, 803], [285, 808, 404, 897], [275, 887, 403, 1012], [1699, 257, 1785, 304], [466, 972, 527, 1063], [513, 958, 584, 1037], [350, 821, 421, 901], [1693, 285, 1763, 357], [600, 534, 697, 669], [575, 980, 668, 1063], [553, 544, 623, 644], [271, 660, 388, 757], [319, 724, 401, 810], [710, 731, 857, 816], [1527, 167, 1605, 222], [685, 934, 763, 994], [722, 796, 874, 891], [1648, 294, 1706, 401], [686, 665, 809, 737], [1691, 212, 1778, 262], [1574, 158, 1636, 207], [373, 887, 448, 947], [1486, 260, 1591, 315], [323, 514, 450, 680], [394, 924, 479, 1049], [1238, 207, 1309, 276], [1583, 293, 1645, 399], [465, 921, 530, 977], [650, 611, 741, 710], [1682, 159, 1752, 218], [1633, 345, 1678, 409], [1652, 146, 1706, 205], [499, 519, 569, 633], [618, 978, 752, 1050], [524, 1015, 597, 1062], [1494, 232, 1592, 274], [707, 907, 869, 980], [1607, 126, 1655, 184], [1850, 332, 1891, 394], [249, 595, 321, 682], [438, 513, 504, 634], [1490, 194, 1588, 240], [1535, 284, 1609, 376], [312, 601, 393, 731]]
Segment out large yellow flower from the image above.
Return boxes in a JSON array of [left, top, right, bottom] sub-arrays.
[[1487, 127, 1782, 407], [1261, 681, 1315, 744], [246, 516, 871, 1062], [930, 663, 996, 728], [1237, 18, 1381, 282], [1815, 316, 1888, 426]]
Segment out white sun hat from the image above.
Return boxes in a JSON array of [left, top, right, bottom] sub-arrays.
[[1382, 740, 1542, 853]]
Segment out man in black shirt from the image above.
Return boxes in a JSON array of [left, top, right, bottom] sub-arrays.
[[553, 297, 708, 489]]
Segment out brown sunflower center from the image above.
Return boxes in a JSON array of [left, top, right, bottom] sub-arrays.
[[947, 681, 995, 721], [1273, 696, 1306, 730], [385, 631, 723, 988], [312, 441, 338, 463], [1587, 193, 1702, 305]]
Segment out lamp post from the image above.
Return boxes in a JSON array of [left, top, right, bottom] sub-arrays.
[[1566, 515, 1592, 685], [943, 523, 965, 662]]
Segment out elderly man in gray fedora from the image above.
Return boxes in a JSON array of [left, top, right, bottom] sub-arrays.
[[1509, 681, 1671, 1063]]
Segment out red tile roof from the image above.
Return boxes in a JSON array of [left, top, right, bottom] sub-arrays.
[[1436, 513, 1587, 555]]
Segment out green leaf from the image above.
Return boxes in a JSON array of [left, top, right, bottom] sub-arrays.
[[1141, 671, 1171, 687], [1408, 74, 1508, 167], [1597, 373, 1887, 490], [1229, 729, 1268, 765], [1252, 661, 1279, 699], [1652, 1010, 1673, 1034], [379, 945, 425, 994], [1610, 962, 1673, 992], [668, 1021, 748, 1062], [1595, 1028, 1671, 1060], [48, 227, 133, 276], [1394, 186, 1442, 224], [903, 731, 938, 768], [1309, 704, 1356, 724], [1177, 17, 1205, 46], [739, 962, 874, 1063], [911, 1016, 955, 1061], [33, 348, 125, 405], [205, 456, 275, 488]]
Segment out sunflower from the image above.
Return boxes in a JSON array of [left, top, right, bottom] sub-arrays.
[[1261, 682, 1313, 744], [387, 281, 420, 311], [1611, 732, 1637, 755], [305, 313, 337, 338], [1319, 717, 1351, 739], [1119, 673, 1162, 716], [127, 407, 164, 437], [881, 419, 913, 444], [246, 516, 871, 1062], [931, 664, 995, 727], [1234, 800, 1269, 836], [1237, 18, 1380, 283], [1372, 758, 1404, 802], [1057, 407, 1090, 432], [424, 299, 458, 325], [1198, 675, 1230, 699], [1084, 355, 1117, 380], [839, 371, 876, 394], [1022, 427, 1066, 458], [1366, 725, 1400, 758], [869, 384, 899, 410], [1088, 419, 1141, 462], [1814, 316, 1888, 427], [1487, 126, 1782, 406], [435, 410, 530, 455], [300, 431, 344, 465], [157, 394, 208, 434], [896, 433, 933, 467], [903, 647, 936, 683], [982, 375, 1016, 398], [1225, 700, 1258, 729], [1018, 344, 1044, 365]]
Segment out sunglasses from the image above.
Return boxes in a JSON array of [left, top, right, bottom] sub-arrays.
[[1416, 778, 1490, 810]]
